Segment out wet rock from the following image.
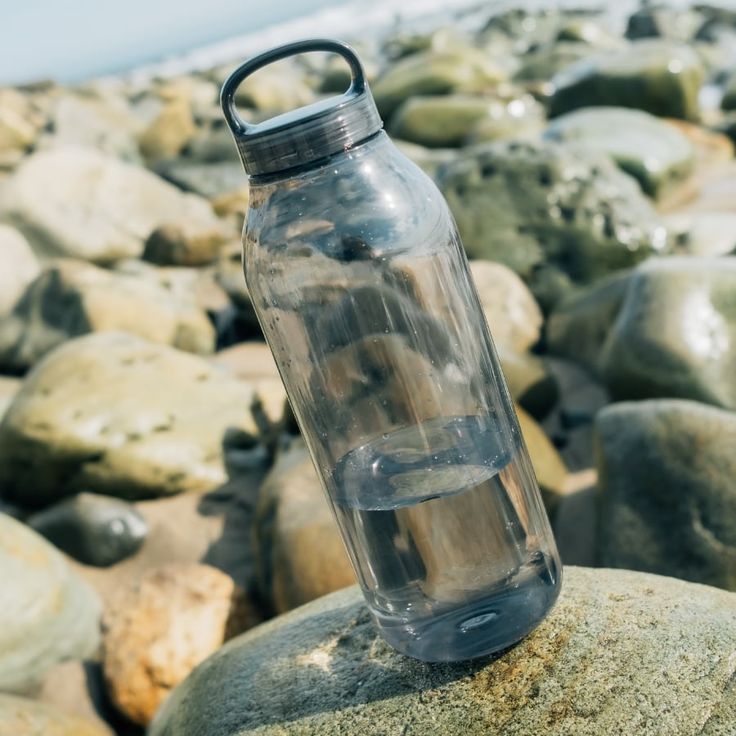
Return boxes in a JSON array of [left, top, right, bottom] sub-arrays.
[[0, 694, 112, 736], [0, 146, 218, 262], [150, 567, 736, 736], [0, 225, 39, 317], [437, 140, 667, 283], [28, 493, 147, 567], [372, 48, 506, 118], [254, 442, 355, 615], [0, 259, 215, 371], [550, 40, 704, 121], [601, 256, 736, 409], [596, 399, 736, 590], [143, 218, 233, 266], [0, 332, 259, 506], [102, 564, 260, 726], [544, 106, 694, 198], [469, 260, 543, 352], [0, 513, 101, 694]]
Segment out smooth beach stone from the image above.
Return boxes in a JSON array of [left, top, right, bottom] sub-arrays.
[[156, 160, 245, 198], [721, 69, 736, 110], [547, 270, 632, 375], [254, 441, 356, 615], [209, 342, 290, 430], [143, 217, 233, 266], [0, 694, 111, 736], [372, 48, 507, 119], [468, 259, 543, 353], [516, 405, 568, 515], [0, 225, 39, 317], [149, 567, 736, 736], [0, 376, 21, 423], [549, 40, 705, 121], [0, 88, 43, 169], [0, 146, 219, 262], [499, 349, 559, 420], [102, 564, 260, 726], [464, 93, 545, 143], [139, 97, 196, 163], [596, 399, 736, 590], [512, 42, 594, 82], [544, 106, 695, 197], [28, 493, 147, 567], [0, 513, 101, 694], [0, 259, 215, 371], [625, 5, 705, 41], [230, 64, 314, 113], [392, 140, 457, 179], [0, 332, 260, 506], [662, 211, 736, 256], [437, 140, 667, 281], [40, 93, 142, 162], [600, 256, 736, 409], [390, 95, 504, 148]]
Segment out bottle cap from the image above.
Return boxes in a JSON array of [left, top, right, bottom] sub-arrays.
[[221, 39, 383, 177]]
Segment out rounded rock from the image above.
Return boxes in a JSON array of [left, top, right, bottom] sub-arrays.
[[0, 513, 101, 694], [150, 567, 736, 736]]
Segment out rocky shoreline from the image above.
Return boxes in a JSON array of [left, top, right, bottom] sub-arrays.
[[1, 2, 736, 734]]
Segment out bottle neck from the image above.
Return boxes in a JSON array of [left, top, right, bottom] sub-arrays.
[[247, 130, 388, 186]]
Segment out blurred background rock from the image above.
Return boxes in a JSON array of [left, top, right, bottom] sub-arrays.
[[1, 0, 736, 734]]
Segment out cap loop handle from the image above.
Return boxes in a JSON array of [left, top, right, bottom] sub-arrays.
[[221, 38, 367, 137]]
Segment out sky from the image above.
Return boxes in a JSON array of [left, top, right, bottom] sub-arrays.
[[0, 0, 345, 84]]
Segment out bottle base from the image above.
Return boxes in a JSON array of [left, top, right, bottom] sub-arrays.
[[372, 557, 562, 663]]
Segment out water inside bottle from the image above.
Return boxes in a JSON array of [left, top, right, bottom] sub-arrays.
[[331, 414, 560, 662]]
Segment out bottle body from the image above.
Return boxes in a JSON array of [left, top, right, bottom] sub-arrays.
[[244, 132, 561, 661]]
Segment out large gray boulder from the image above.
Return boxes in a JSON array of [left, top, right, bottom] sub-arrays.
[[150, 567, 736, 736], [596, 399, 736, 590], [437, 140, 667, 286], [0, 332, 260, 507], [0, 146, 219, 263], [549, 257, 736, 411], [0, 513, 101, 694], [601, 257, 736, 409]]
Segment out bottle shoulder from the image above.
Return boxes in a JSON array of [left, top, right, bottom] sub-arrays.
[[244, 133, 453, 264]]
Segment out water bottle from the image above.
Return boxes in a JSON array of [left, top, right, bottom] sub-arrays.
[[221, 39, 561, 662]]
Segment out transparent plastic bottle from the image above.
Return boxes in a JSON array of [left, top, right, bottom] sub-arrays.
[[222, 39, 561, 662]]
